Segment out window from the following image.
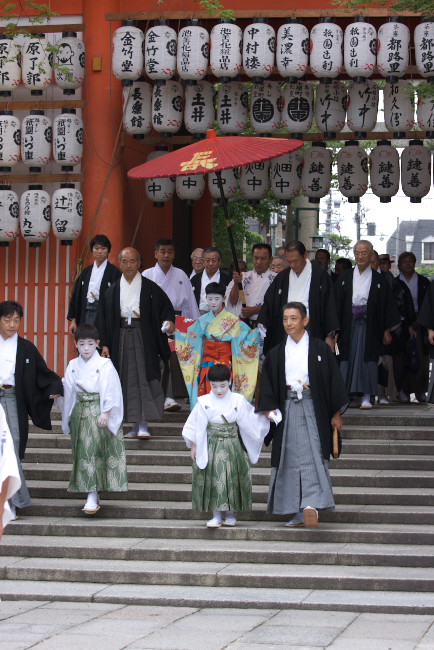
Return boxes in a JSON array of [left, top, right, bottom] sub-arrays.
[[423, 242, 434, 262]]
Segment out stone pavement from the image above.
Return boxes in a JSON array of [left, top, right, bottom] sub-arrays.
[[2, 600, 434, 649]]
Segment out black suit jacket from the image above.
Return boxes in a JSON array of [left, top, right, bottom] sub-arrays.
[[190, 269, 232, 308], [67, 261, 121, 326]]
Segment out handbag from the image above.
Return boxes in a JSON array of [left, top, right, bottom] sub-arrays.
[[332, 426, 342, 459]]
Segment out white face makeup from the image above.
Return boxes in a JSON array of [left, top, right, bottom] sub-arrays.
[[76, 338, 99, 361], [210, 380, 230, 398], [206, 293, 224, 313]]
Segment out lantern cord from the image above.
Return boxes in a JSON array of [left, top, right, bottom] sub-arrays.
[[130, 198, 147, 249]]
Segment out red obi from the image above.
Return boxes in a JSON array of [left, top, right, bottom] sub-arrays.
[[198, 339, 232, 397]]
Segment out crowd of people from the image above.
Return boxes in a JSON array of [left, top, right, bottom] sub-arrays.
[[1, 234, 433, 534]]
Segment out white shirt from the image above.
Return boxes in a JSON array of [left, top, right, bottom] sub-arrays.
[[352, 265, 372, 306], [285, 331, 310, 396], [142, 264, 199, 319], [87, 259, 107, 303], [199, 269, 221, 311], [190, 269, 197, 279], [400, 272, 418, 313], [287, 259, 312, 316], [0, 333, 18, 386], [120, 272, 142, 323], [225, 269, 276, 320]]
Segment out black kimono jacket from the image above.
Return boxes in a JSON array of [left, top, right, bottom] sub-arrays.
[[97, 276, 175, 381], [418, 279, 434, 357], [15, 337, 63, 459], [190, 269, 232, 308], [335, 268, 401, 363], [257, 261, 339, 354], [67, 261, 121, 326], [259, 336, 349, 467]]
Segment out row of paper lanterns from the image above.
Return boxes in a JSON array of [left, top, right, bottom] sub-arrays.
[[113, 17, 434, 84], [145, 140, 432, 206], [0, 32, 85, 96], [0, 184, 82, 246], [0, 110, 83, 171]]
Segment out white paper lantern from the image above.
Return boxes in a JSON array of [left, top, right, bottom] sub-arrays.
[[152, 80, 183, 135], [217, 81, 248, 134], [22, 34, 52, 95], [276, 20, 309, 80], [243, 20, 275, 81], [271, 151, 303, 204], [310, 19, 343, 80], [240, 161, 270, 202], [51, 184, 82, 244], [112, 23, 144, 84], [177, 21, 209, 81], [415, 20, 434, 79], [337, 141, 368, 203], [123, 80, 152, 137], [0, 186, 19, 245], [250, 81, 282, 135], [21, 110, 52, 171], [383, 80, 414, 137], [369, 139, 400, 203], [377, 18, 410, 80], [0, 111, 20, 171], [144, 22, 177, 81], [344, 18, 377, 81], [281, 80, 314, 137], [20, 185, 51, 246], [0, 38, 21, 96], [53, 109, 83, 170], [54, 32, 85, 95], [176, 174, 205, 204], [301, 143, 332, 204], [314, 80, 347, 138], [347, 79, 379, 136], [210, 22, 242, 80], [417, 94, 434, 137], [208, 168, 238, 200], [184, 81, 215, 136], [401, 140, 431, 203], [145, 148, 175, 206]]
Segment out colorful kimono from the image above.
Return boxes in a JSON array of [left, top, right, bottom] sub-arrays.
[[175, 309, 260, 408]]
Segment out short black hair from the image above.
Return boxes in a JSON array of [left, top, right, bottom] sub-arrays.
[[0, 300, 23, 319], [282, 301, 307, 319], [252, 243, 272, 257], [208, 364, 231, 383], [156, 238, 174, 250], [335, 258, 352, 271], [205, 282, 226, 297], [203, 246, 222, 260], [90, 234, 111, 253], [315, 248, 331, 261], [285, 240, 306, 256], [398, 251, 416, 268], [74, 323, 100, 343]]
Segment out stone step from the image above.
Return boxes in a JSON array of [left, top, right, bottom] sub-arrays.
[[342, 426, 434, 440]]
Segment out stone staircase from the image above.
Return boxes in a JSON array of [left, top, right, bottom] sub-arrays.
[[2, 407, 434, 614]]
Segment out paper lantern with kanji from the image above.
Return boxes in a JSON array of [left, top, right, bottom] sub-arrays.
[[184, 81, 215, 136], [314, 80, 347, 139], [417, 94, 434, 138], [240, 161, 271, 203], [53, 109, 83, 171], [401, 140, 431, 203], [217, 81, 249, 134], [22, 34, 52, 95], [54, 32, 85, 94], [19, 185, 51, 246], [250, 81, 282, 135], [152, 80, 183, 135], [177, 21, 209, 81], [271, 151, 303, 204], [144, 22, 177, 81], [383, 81, 414, 137], [281, 80, 314, 137], [347, 79, 379, 137], [377, 18, 410, 80], [112, 23, 144, 83], [415, 20, 434, 79], [52, 183, 82, 245], [123, 80, 152, 137], [344, 18, 377, 81], [145, 148, 175, 207], [176, 174, 205, 205], [243, 19, 276, 81], [0, 111, 20, 171], [369, 139, 400, 203], [208, 168, 238, 200], [21, 110, 52, 171], [310, 19, 343, 80], [210, 22, 243, 80], [0, 186, 19, 246], [276, 20, 309, 80], [301, 143, 332, 204], [0, 38, 21, 96], [337, 141, 368, 203]]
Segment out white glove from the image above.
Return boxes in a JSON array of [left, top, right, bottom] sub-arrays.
[[161, 320, 170, 333], [269, 409, 283, 425]]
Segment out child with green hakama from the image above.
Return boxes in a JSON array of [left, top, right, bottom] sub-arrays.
[[61, 324, 127, 515], [182, 364, 269, 528]]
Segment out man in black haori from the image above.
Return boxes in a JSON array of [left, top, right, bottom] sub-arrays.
[[335, 240, 400, 410], [98, 247, 175, 439], [259, 301, 348, 528], [257, 241, 339, 355], [418, 279, 434, 403]]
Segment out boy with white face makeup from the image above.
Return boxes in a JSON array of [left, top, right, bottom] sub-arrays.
[[62, 324, 127, 515], [182, 364, 269, 527]]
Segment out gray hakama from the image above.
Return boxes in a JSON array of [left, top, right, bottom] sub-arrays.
[[119, 320, 164, 422], [340, 315, 378, 394], [0, 387, 32, 509], [267, 389, 335, 515]]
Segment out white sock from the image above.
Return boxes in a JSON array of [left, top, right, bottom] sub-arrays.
[[212, 510, 222, 522], [85, 492, 98, 508], [225, 510, 236, 520]]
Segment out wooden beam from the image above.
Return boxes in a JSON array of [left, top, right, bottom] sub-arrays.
[[0, 100, 85, 110], [106, 10, 421, 21], [0, 173, 83, 184], [0, 23, 84, 34]]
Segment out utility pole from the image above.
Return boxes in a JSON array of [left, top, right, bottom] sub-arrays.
[[355, 203, 361, 241], [395, 216, 399, 261]]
